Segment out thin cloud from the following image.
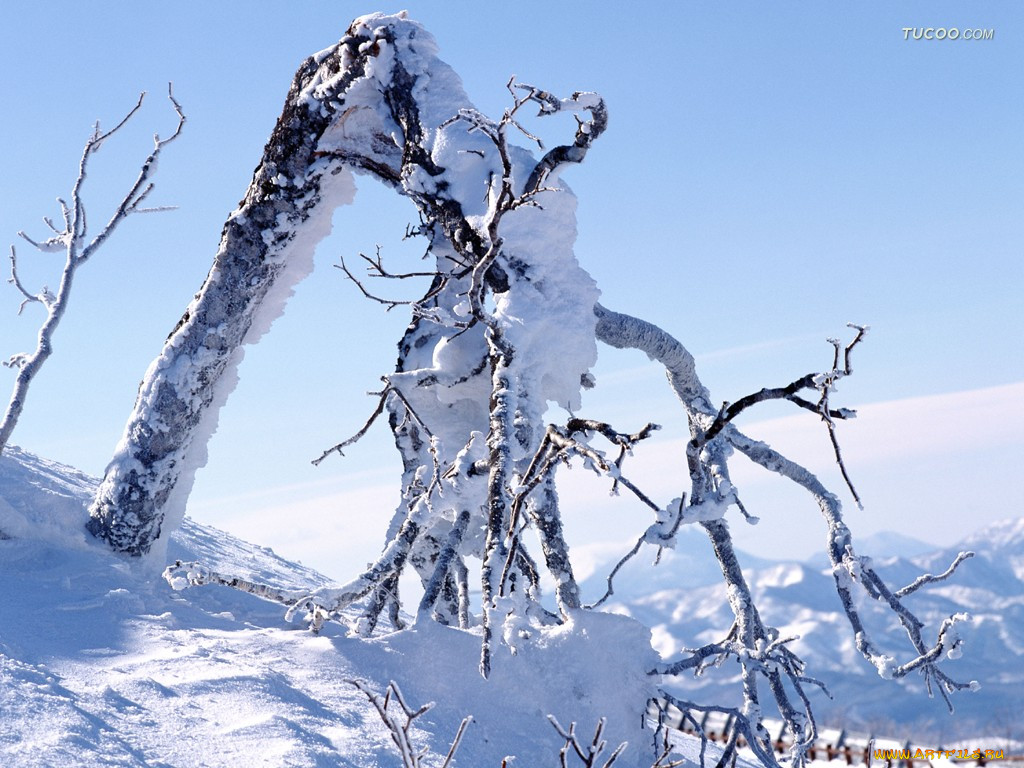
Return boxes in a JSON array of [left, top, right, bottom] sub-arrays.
[[694, 332, 829, 363]]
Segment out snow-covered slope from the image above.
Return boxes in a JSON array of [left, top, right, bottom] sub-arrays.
[[592, 516, 1024, 740], [0, 447, 666, 767], [3, 445, 1018, 766]]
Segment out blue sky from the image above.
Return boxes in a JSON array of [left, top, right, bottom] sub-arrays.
[[1, 2, 1022, 580]]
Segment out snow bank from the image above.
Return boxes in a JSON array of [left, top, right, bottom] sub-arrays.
[[343, 611, 659, 766], [0, 445, 97, 549], [0, 446, 679, 767]]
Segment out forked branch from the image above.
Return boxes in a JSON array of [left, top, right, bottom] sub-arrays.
[[547, 715, 627, 768], [349, 679, 471, 768]]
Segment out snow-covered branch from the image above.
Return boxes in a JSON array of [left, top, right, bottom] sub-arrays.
[[349, 679, 471, 768], [594, 305, 976, 762], [1, 87, 184, 457], [547, 715, 627, 768], [895, 550, 974, 598], [162, 559, 333, 629]]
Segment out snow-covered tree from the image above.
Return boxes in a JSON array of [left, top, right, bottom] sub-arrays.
[[92, 13, 975, 766]]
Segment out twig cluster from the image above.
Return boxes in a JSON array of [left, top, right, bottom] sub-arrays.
[[548, 716, 627, 768], [348, 679, 470, 768]]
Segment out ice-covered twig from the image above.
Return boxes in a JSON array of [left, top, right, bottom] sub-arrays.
[[697, 328, 866, 506], [547, 715, 627, 768], [895, 551, 974, 597], [349, 679, 472, 768], [585, 496, 684, 610], [701, 375, 855, 445], [164, 509, 427, 635], [584, 536, 643, 611], [521, 86, 608, 194], [312, 387, 389, 465], [162, 560, 332, 630], [7, 245, 48, 315], [335, 249, 448, 312]]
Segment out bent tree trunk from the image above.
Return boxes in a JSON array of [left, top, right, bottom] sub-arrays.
[[128, 14, 978, 752], [88, 10, 601, 573], [87, 19, 402, 556]]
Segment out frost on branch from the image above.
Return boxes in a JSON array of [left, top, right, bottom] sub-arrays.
[[86, 33, 369, 557], [138, 12, 976, 767]]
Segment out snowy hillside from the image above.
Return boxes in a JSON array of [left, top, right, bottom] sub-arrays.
[[0, 447, 673, 767], [2, 445, 1017, 766], [590, 516, 1024, 740]]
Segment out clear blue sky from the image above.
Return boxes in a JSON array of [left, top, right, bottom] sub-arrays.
[[1, 2, 1022, 580]]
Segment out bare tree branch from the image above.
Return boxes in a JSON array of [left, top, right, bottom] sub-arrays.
[[895, 550, 974, 598], [1, 88, 184, 456], [348, 679, 472, 768]]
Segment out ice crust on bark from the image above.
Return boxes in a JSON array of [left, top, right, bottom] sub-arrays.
[[87, 38, 364, 557]]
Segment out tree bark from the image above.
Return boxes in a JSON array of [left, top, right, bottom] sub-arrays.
[[87, 23, 396, 556]]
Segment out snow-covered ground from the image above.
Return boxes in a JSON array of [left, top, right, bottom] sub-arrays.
[[0, 447, 682, 767], [2, 446, 1018, 766]]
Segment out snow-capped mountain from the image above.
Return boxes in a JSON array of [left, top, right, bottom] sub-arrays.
[[584, 516, 1024, 740]]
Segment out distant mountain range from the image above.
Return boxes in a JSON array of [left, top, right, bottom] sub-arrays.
[[581, 518, 1024, 741]]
